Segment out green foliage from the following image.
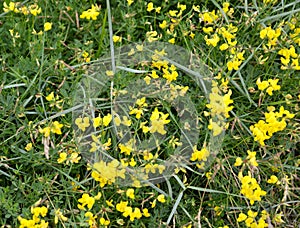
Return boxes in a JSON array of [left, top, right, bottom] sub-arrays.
[[0, 0, 299, 227]]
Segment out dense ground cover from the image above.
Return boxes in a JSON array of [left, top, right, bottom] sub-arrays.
[[0, 0, 299, 227]]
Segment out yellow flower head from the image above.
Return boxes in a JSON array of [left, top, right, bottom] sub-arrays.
[[44, 22, 52, 32], [80, 4, 100, 20], [157, 194, 166, 203]]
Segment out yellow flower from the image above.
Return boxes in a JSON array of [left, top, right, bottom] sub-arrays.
[[25, 143, 33, 151], [192, 5, 200, 12], [144, 76, 151, 85], [102, 113, 112, 127], [240, 175, 266, 205], [113, 35, 122, 42], [75, 117, 90, 131], [203, 27, 214, 34], [266, 78, 281, 96], [106, 199, 114, 207], [119, 142, 133, 155], [237, 212, 247, 222], [57, 152, 67, 163], [81, 51, 90, 62], [157, 194, 166, 203], [106, 70, 114, 76], [256, 78, 269, 91], [85, 211, 97, 226], [100, 217, 110, 225], [222, 2, 230, 13], [44, 22, 52, 32], [80, 4, 100, 20], [92, 159, 126, 187], [169, 10, 178, 17], [54, 208, 68, 224], [51, 121, 63, 135], [39, 126, 51, 137], [143, 208, 151, 217], [46, 92, 55, 101], [227, 59, 241, 71], [116, 201, 128, 212], [126, 188, 135, 199], [147, 2, 154, 12], [29, 4, 41, 16], [273, 212, 284, 224], [234, 157, 243, 166], [78, 193, 95, 210], [127, 0, 134, 6], [246, 150, 258, 167], [200, 10, 218, 23], [3, 2, 20, 13], [214, 206, 222, 216], [31, 206, 48, 217], [32, 29, 43, 36], [146, 31, 159, 42], [123, 206, 133, 217], [168, 38, 175, 44], [93, 116, 102, 128], [220, 43, 229, 51], [20, 6, 29, 15], [159, 20, 168, 29], [149, 108, 170, 135], [130, 207, 142, 221], [190, 146, 209, 163], [69, 152, 81, 164], [129, 157, 136, 167], [204, 34, 220, 47], [267, 175, 280, 184]]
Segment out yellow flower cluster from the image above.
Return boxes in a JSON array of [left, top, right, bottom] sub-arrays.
[[146, 2, 161, 13], [239, 174, 266, 205], [143, 162, 165, 174], [234, 150, 258, 167], [250, 106, 294, 146], [278, 45, 300, 70], [129, 97, 148, 119], [3, 2, 41, 16], [80, 4, 100, 20], [118, 139, 134, 155], [290, 27, 300, 45], [200, 3, 245, 71], [75, 113, 112, 132], [144, 50, 180, 84], [146, 3, 189, 44], [237, 210, 269, 227], [39, 121, 63, 138], [57, 150, 81, 164], [256, 78, 281, 96], [260, 26, 281, 48], [77, 192, 101, 210], [54, 208, 68, 225], [81, 51, 91, 63], [91, 159, 126, 187], [18, 206, 48, 228], [46, 92, 63, 109], [77, 193, 106, 227], [141, 107, 170, 135], [115, 193, 165, 222], [190, 146, 210, 169], [206, 82, 233, 136], [116, 201, 143, 221]]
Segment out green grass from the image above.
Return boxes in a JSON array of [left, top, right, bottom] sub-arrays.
[[0, 0, 299, 227]]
